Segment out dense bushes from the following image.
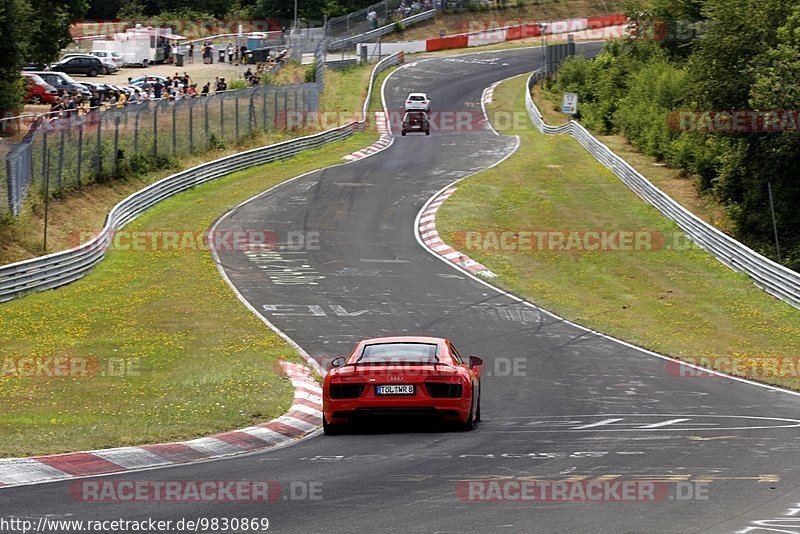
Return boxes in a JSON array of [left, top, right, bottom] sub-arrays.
[[549, 0, 800, 270]]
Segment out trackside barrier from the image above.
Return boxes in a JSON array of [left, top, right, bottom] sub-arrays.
[[328, 10, 436, 51], [524, 71, 800, 309], [0, 52, 404, 303], [378, 13, 626, 55]]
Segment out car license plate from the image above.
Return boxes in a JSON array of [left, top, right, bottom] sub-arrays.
[[376, 385, 415, 395]]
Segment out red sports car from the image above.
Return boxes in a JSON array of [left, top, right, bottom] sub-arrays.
[[322, 336, 483, 434]]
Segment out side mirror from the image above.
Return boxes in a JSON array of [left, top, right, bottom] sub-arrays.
[[330, 357, 346, 368], [468, 356, 483, 368]]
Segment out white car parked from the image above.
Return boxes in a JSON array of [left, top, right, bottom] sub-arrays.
[[404, 92, 431, 112], [90, 50, 126, 68]]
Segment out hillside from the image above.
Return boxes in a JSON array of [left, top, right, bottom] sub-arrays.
[[384, 0, 623, 41]]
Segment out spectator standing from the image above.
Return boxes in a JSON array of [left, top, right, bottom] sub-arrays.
[[227, 42, 234, 63], [209, 42, 215, 64], [153, 80, 163, 99], [116, 90, 128, 108], [188, 42, 194, 64], [367, 8, 378, 30], [239, 44, 248, 65]]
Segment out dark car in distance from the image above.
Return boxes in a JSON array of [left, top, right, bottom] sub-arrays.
[[402, 111, 430, 136], [49, 56, 105, 77]]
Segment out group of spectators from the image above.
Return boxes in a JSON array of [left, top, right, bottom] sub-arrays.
[[195, 41, 250, 65]]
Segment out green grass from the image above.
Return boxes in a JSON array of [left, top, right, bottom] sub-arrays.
[[437, 74, 800, 390], [0, 64, 384, 457]]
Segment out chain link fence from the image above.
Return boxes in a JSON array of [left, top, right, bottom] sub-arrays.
[[327, 0, 406, 39], [0, 83, 321, 218]]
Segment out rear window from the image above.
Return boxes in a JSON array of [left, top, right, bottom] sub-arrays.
[[409, 95, 426, 101], [358, 342, 439, 363]]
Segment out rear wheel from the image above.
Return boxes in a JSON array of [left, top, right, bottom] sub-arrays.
[[425, 129, 430, 135], [474, 385, 481, 422], [401, 131, 406, 136], [460, 400, 476, 431], [88, 69, 98, 77], [322, 415, 341, 435], [30, 95, 43, 105]]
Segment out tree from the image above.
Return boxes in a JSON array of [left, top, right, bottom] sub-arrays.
[[0, 0, 28, 116], [25, 0, 89, 67]]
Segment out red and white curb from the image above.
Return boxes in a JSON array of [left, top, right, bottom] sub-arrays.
[[483, 82, 499, 104], [417, 188, 496, 278], [343, 112, 392, 160], [0, 362, 321, 488]]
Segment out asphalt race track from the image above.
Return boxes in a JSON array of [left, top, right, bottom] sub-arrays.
[[4, 45, 800, 534]]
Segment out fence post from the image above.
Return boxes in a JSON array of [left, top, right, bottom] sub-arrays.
[[41, 131, 48, 190], [204, 98, 210, 148], [113, 114, 120, 177], [272, 91, 278, 131], [262, 89, 267, 131], [189, 101, 194, 152], [153, 102, 159, 158], [95, 113, 102, 176], [172, 105, 177, 156], [235, 95, 240, 141], [77, 124, 83, 185], [57, 130, 65, 192], [220, 97, 225, 140], [6, 159, 15, 216], [133, 107, 140, 153]]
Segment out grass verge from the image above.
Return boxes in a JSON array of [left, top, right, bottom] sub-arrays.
[[437, 74, 800, 390], [0, 63, 384, 457], [0, 63, 377, 265]]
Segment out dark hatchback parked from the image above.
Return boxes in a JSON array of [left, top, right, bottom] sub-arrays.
[[402, 111, 430, 136], [49, 56, 105, 77]]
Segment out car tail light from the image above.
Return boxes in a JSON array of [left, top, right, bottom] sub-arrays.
[[329, 384, 365, 399], [425, 382, 463, 398]]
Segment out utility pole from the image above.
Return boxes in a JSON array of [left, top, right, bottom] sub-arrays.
[[539, 22, 548, 75], [768, 181, 782, 262]]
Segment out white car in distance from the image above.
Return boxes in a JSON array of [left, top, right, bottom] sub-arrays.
[[404, 92, 431, 112], [91, 50, 126, 68]]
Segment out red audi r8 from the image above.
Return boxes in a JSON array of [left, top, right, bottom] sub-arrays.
[[322, 336, 483, 434]]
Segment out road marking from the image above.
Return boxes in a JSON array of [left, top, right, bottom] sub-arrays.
[[637, 418, 691, 429], [571, 418, 624, 430]]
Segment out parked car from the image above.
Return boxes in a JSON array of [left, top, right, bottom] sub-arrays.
[[59, 53, 118, 75], [22, 73, 59, 105], [80, 82, 116, 101], [90, 50, 125, 68], [404, 92, 431, 112], [402, 111, 431, 136], [29, 71, 92, 98], [49, 55, 106, 77]]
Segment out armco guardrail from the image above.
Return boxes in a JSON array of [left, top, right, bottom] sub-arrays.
[[329, 10, 435, 50], [525, 71, 800, 309], [0, 52, 403, 303]]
